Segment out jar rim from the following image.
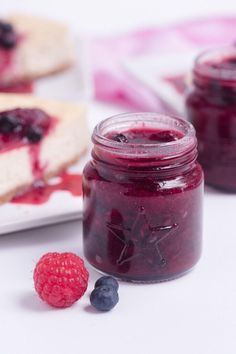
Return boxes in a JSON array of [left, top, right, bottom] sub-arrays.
[[194, 46, 236, 81], [93, 112, 196, 159]]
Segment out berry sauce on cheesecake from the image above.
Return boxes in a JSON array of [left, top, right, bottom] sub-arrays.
[[0, 108, 52, 150], [0, 19, 32, 95], [0, 107, 83, 205], [0, 20, 18, 71], [0, 20, 33, 94], [0, 21, 17, 49], [0, 108, 55, 181]]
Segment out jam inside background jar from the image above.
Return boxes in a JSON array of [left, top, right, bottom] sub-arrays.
[[186, 47, 236, 191], [83, 113, 203, 282]]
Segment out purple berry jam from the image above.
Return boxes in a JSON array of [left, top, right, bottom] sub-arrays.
[[186, 47, 236, 191], [83, 113, 203, 282], [0, 108, 52, 151]]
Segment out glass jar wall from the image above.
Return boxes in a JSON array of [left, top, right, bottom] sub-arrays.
[[83, 113, 203, 282]]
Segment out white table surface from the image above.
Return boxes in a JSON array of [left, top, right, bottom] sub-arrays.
[[1, 1, 236, 354]]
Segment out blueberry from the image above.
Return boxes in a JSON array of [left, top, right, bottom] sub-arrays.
[[0, 115, 19, 133], [113, 133, 128, 143], [26, 126, 43, 143], [0, 21, 13, 33], [90, 285, 119, 311], [0, 31, 17, 49], [95, 276, 119, 291]]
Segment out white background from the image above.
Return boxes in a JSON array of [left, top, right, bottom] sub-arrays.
[[1, 0, 236, 33], [1, 1, 236, 354]]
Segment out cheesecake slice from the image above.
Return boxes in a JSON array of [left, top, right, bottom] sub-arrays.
[[0, 94, 88, 204], [0, 14, 75, 87]]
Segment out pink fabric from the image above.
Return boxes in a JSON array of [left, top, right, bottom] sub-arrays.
[[90, 17, 236, 112]]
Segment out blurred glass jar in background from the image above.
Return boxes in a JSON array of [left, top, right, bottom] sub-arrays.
[[186, 47, 236, 191]]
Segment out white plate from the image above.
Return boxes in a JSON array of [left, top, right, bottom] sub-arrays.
[[0, 153, 89, 235], [0, 36, 92, 235], [123, 48, 205, 114]]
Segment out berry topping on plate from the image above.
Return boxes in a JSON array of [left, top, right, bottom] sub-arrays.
[[33, 252, 89, 308]]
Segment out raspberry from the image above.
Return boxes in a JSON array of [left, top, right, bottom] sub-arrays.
[[33, 252, 89, 308]]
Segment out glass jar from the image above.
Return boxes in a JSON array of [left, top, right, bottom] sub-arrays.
[[83, 113, 203, 282], [186, 47, 236, 191]]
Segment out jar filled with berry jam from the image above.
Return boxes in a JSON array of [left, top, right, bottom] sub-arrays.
[[186, 47, 236, 191], [83, 113, 203, 282]]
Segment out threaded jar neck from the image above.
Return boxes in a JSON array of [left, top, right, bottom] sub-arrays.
[[193, 47, 236, 90], [92, 112, 197, 175]]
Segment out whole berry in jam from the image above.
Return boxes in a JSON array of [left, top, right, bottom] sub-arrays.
[[90, 285, 119, 312], [33, 252, 89, 308], [95, 276, 119, 291], [113, 133, 128, 143]]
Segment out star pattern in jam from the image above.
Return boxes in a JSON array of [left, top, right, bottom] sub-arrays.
[[106, 206, 178, 268]]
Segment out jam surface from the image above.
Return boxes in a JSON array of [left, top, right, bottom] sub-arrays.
[[0, 20, 33, 93], [186, 53, 236, 191], [12, 172, 82, 205], [83, 125, 203, 282], [109, 128, 183, 144]]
